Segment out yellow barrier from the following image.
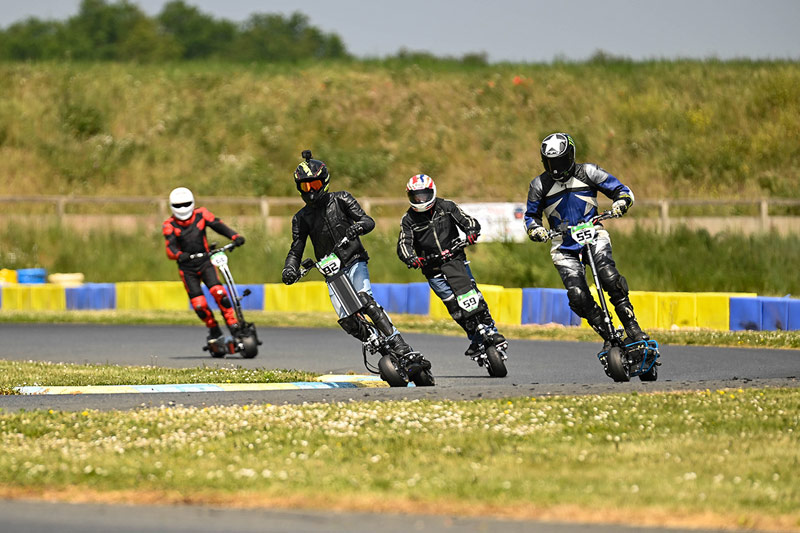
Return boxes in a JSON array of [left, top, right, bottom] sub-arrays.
[[116, 281, 187, 310], [429, 285, 522, 325], [0, 269, 17, 284], [264, 281, 331, 312], [657, 292, 697, 329], [2, 284, 66, 311]]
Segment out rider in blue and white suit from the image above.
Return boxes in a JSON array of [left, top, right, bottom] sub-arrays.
[[524, 132, 648, 346]]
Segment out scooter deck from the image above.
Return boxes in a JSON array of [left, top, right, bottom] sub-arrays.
[[597, 339, 660, 377]]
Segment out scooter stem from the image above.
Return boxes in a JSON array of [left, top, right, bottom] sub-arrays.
[[584, 243, 616, 338]]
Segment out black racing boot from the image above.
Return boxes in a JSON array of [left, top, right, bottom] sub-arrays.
[[387, 334, 412, 357], [492, 332, 508, 350], [228, 322, 241, 338], [207, 325, 223, 340], [615, 303, 649, 342], [585, 308, 613, 350], [464, 341, 481, 357]]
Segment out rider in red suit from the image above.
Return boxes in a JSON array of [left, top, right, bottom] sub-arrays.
[[162, 187, 245, 342]]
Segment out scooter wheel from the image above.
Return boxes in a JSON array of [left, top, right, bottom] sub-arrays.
[[413, 369, 435, 387], [606, 346, 630, 382], [639, 361, 658, 382], [378, 354, 409, 387], [240, 335, 258, 359], [485, 344, 508, 378]]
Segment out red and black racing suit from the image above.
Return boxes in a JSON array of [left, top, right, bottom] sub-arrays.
[[162, 208, 241, 333]]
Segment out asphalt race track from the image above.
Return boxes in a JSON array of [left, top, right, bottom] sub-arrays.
[[0, 323, 798, 413], [0, 323, 797, 533]]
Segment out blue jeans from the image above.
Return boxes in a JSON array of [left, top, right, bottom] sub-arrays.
[[329, 261, 399, 336]]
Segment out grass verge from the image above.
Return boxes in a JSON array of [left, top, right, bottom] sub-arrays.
[[0, 388, 798, 530], [0, 360, 317, 392], [3, 309, 800, 350]]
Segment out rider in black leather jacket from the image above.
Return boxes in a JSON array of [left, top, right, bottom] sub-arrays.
[[281, 151, 425, 367]]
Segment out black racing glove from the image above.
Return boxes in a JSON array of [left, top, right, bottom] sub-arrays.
[[282, 267, 299, 285], [466, 232, 479, 245], [177, 252, 191, 264], [405, 256, 424, 269], [345, 224, 364, 241], [233, 235, 246, 246]]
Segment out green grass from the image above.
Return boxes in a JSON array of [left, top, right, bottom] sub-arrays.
[[0, 388, 797, 529], [3, 309, 800, 350], [0, 360, 317, 391], [1, 60, 798, 200], [4, 223, 800, 295]]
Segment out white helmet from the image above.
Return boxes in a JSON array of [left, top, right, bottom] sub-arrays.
[[406, 174, 437, 212], [169, 187, 195, 221]]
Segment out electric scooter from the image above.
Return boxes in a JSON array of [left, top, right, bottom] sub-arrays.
[[192, 241, 261, 359], [422, 239, 508, 377], [297, 236, 435, 387], [548, 212, 660, 382]]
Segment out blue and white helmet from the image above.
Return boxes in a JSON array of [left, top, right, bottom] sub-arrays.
[[406, 174, 437, 212]]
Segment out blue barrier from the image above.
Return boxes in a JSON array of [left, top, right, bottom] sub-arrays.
[[521, 288, 543, 324], [789, 299, 800, 331], [407, 282, 430, 315], [761, 297, 790, 331], [199, 284, 265, 311], [729, 297, 761, 331], [65, 283, 116, 310], [16, 268, 47, 284], [371, 284, 390, 311]]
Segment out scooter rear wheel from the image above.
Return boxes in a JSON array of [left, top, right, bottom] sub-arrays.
[[240, 335, 258, 359], [606, 346, 630, 382], [485, 345, 508, 378], [378, 354, 409, 387]]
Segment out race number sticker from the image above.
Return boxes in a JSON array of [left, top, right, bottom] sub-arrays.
[[457, 289, 481, 312], [570, 221, 597, 246], [210, 251, 228, 268], [317, 253, 341, 277]]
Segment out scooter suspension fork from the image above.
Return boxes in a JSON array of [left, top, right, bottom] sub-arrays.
[[584, 244, 616, 339]]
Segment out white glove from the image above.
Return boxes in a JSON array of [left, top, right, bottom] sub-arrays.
[[527, 226, 549, 242], [611, 199, 629, 217]]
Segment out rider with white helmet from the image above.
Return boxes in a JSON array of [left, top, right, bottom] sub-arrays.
[[163, 187, 246, 345]]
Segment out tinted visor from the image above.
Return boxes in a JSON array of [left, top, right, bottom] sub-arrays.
[[543, 155, 572, 177], [300, 179, 323, 192], [171, 202, 192, 208], [407, 189, 434, 205]]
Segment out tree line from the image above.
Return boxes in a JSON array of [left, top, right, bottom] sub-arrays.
[[0, 0, 349, 62]]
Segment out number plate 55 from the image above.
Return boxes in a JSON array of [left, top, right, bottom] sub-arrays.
[[570, 222, 597, 246]]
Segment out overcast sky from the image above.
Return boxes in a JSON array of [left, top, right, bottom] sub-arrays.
[[1, 0, 798, 63]]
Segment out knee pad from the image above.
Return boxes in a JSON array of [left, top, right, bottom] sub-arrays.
[[598, 267, 628, 304], [190, 295, 215, 326], [357, 291, 393, 337], [209, 285, 232, 309], [338, 315, 369, 341], [567, 286, 596, 317]]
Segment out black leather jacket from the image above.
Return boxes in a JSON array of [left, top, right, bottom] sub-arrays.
[[397, 198, 480, 277], [284, 191, 376, 271]]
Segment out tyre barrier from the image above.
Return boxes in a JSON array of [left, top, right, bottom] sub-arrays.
[[0, 279, 797, 331]]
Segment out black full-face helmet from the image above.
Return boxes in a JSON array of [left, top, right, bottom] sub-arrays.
[[540, 133, 576, 182], [294, 149, 330, 205]]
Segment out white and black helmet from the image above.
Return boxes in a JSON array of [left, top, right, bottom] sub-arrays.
[[169, 187, 195, 221], [540, 132, 576, 182]]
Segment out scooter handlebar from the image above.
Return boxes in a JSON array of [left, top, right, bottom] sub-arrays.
[[187, 240, 240, 260], [545, 210, 619, 240]]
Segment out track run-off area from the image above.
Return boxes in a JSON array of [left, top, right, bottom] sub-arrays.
[[0, 323, 797, 533]]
